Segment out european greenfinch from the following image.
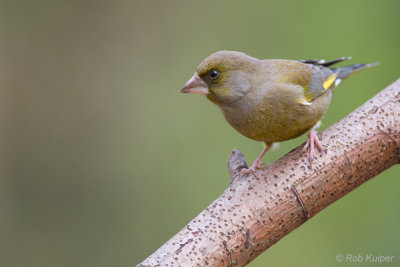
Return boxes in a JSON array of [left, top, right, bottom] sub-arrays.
[[180, 51, 378, 174]]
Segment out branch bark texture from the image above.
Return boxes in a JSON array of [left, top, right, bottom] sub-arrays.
[[138, 80, 400, 267]]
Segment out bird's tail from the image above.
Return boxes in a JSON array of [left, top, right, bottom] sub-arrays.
[[301, 57, 379, 88], [332, 62, 380, 81]]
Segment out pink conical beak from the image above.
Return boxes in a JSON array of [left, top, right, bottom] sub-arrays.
[[180, 74, 209, 95]]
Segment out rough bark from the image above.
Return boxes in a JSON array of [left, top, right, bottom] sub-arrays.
[[138, 79, 400, 267]]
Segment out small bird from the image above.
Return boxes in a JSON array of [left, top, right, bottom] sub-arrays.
[[180, 51, 378, 174]]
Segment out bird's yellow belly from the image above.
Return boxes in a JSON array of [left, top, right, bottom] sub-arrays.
[[222, 90, 332, 144]]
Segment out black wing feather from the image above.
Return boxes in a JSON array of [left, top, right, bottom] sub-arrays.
[[300, 57, 351, 67]]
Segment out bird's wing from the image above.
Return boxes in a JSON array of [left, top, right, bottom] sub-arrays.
[[299, 57, 353, 102], [299, 57, 351, 67], [302, 64, 336, 103], [270, 59, 338, 104]]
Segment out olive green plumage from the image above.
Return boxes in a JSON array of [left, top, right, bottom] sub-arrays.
[[182, 50, 378, 148]]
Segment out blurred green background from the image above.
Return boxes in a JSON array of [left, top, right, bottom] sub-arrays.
[[1, 0, 399, 266]]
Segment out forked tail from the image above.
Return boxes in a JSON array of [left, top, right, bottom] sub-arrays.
[[301, 57, 379, 89], [333, 62, 380, 80]]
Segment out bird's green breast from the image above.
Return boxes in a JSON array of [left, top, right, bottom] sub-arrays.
[[219, 82, 332, 144]]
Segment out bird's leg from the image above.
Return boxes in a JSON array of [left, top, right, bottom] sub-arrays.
[[240, 144, 271, 175], [303, 123, 324, 166]]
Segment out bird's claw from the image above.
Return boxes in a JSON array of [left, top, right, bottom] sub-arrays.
[[240, 160, 266, 176], [303, 128, 324, 166]]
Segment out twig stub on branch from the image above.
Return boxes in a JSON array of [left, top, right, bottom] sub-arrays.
[[227, 149, 248, 184]]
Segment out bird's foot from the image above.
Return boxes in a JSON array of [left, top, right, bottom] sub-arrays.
[[303, 128, 324, 166], [240, 159, 266, 176]]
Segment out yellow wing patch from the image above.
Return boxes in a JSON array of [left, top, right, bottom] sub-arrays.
[[299, 73, 337, 106], [323, 74, 336, 90]]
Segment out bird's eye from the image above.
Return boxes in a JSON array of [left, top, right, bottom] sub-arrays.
[[209, 69, 219, 79]]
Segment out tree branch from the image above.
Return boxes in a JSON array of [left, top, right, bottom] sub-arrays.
[[137, 79, 400, 267]]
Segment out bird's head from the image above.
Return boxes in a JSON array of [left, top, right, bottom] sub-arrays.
[[181, 51, 258, 105]]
